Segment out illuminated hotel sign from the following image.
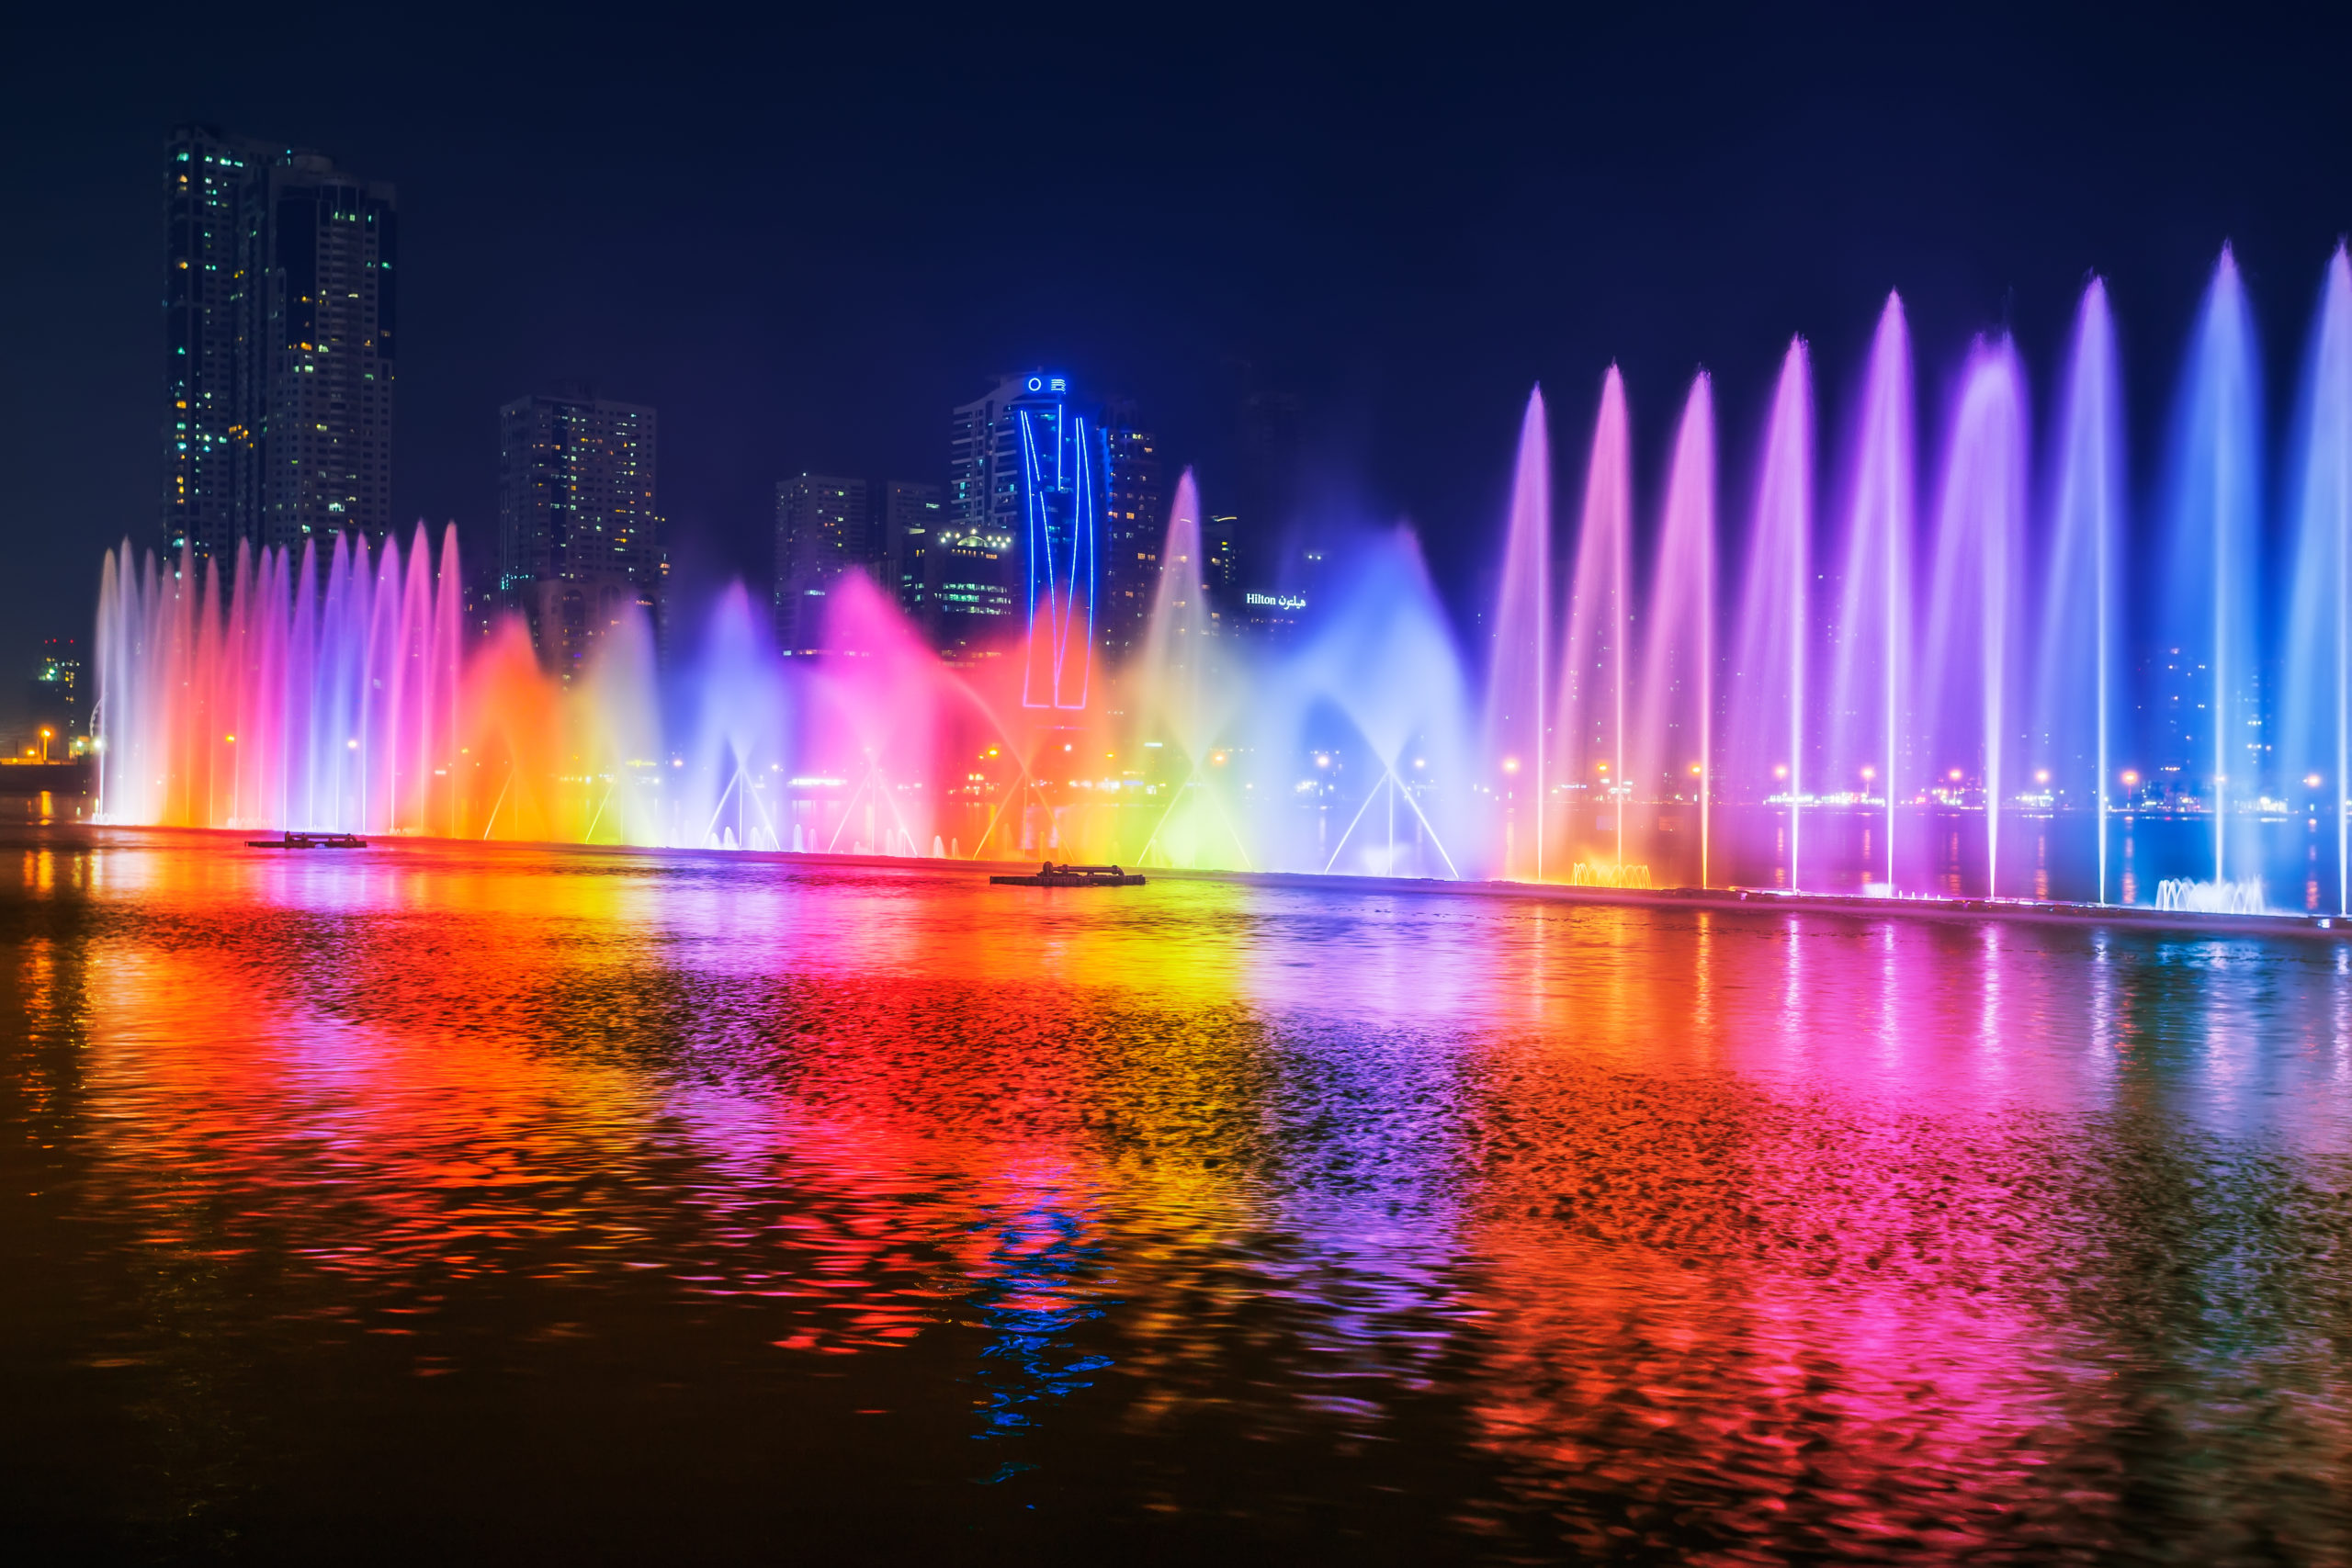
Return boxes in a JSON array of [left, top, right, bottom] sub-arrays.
[[1025, 376, 1069, 394], [1246, 592, 1308, 611]]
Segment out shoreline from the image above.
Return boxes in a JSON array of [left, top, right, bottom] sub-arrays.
[[24, 820, 2352, 943]]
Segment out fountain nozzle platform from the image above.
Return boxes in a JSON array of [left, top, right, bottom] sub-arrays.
[[990, 862, 1147, 888]]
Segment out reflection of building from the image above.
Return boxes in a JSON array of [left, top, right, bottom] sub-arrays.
[[773, 475, 872, 654], [497, 391, 664, 682], [163, 126, 397, 558]]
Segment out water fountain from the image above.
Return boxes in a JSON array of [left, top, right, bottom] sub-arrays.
[[2285, 249, 2352, 915], [1827, 295, 1916, 896], [89, 245, 2352, 919], [2038, 278, 2123, 902], [1483, 389, 1550, 881], [1729, 339, 1811, 890], [2164, 247, 2263, 890], [1555, 367, 1633, 883]]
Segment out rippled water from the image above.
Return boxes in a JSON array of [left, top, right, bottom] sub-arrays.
[[5, 828, 2352, 1563]]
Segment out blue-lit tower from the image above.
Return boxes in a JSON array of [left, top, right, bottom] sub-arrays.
[[1016, 390, 1104, 709], [946, 372, 1157, 698]]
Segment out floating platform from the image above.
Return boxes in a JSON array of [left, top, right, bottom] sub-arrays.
[[990, 862, 1148, 888], [245, 832, 368, 850]]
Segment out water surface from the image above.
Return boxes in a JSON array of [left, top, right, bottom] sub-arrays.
[[5, 827, 2351, 1562]]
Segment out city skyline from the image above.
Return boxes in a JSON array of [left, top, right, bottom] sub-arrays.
[[10, 9, 2352, 730], [15, 18, 2352, 1563], [151, 118, 1267, 690]]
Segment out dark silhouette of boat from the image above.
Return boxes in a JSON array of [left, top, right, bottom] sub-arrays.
[[989, 862, 1147, 887], [245, 832, 368, 850]]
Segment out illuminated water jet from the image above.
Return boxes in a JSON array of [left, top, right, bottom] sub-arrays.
[[90, 245, 2352, 908]]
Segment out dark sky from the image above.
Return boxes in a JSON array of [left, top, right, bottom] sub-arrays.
[[5, 3, 2350, 712]]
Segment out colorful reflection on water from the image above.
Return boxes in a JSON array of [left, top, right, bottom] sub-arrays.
[[5, 827, 2352, 1562]]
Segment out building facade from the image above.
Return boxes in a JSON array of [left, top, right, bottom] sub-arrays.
[[162, 127, 397, 560], [1100, 423, 1165, 660], [772, 474, 873, 654], [882, 480, 944, 635], [944, 372, 1159, 702], [942, 374, 1049, 658], [497, 392, 663, 680], [28, 637, 84, 749], [163, 125, 269, 560], [258, 153, 399, 545]]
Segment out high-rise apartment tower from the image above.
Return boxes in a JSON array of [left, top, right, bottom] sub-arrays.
[[1100, 422, 1165, 659], [882, 480, 944, 634], [772, 474, 873, 654], [162, 126, 397, 559], [498, 392, 663, 680]]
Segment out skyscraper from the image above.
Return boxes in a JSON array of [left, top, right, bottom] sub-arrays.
[[773, 474, 873, 654], [945, 372, 1158, 698], [162, 125, 267, 560], [943, 374, 1049, 659], [162, 127, 397, 560], [257, 152, 398, 545], [882, 479, 944, 634], [497, 392, 663, 680], [1100, 422, 1165, 660]]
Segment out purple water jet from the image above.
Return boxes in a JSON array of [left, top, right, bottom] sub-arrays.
[[1730, 339, 1813, 887], [1483, 389, 1551, 879], [1827, 296, 1917, 893]]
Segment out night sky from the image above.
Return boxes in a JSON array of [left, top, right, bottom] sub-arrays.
[[5, 5, 2350, 718]]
